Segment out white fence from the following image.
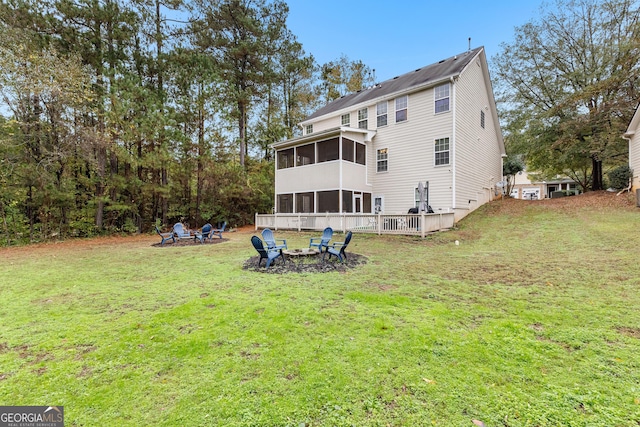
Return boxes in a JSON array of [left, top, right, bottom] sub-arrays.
[[254, 212, 455, 237]]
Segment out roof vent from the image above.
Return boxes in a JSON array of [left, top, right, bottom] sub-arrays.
[[415, 68, 421, 72], [438, 59, 446, 63], [393, 76, 399, 79]]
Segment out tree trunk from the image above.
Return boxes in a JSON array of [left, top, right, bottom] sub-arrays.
[[238, 101, 246, 167], [591, 155, 603, 191]]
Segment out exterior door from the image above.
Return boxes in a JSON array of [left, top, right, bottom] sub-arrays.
[[374, 196, 383, 213], [354, 194, 362, 213]]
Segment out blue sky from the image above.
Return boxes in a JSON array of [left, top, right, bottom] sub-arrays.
[[285, 0, 543, 81]]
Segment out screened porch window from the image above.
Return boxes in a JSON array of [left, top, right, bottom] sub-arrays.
[[356, 143, 366, 165], [342, 190, 353, 213], [296, 143, 315, 166], [363, 193, 372, 213], [317, 138, 339, 162], [342, 138, 354, 162], [277, 194, 293, 213], [277, 148, 294, 169], [296, 192, 314, 213], [317, 190, 339, 212]]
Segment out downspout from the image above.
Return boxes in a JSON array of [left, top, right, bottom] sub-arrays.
[[451, 76, 457, 211], [339, 134, 343, 213], [273, 148, 278, 213]]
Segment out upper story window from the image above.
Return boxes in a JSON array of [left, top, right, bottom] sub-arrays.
[[480, 110, 485, 129], [395, 95, 408, 122], [342, 138, 354, 162], [317, 138, 339, 163], [377, 148, 388, 172], [376, 101, 388, 127], [358, 108, 368, 129], [277, 148, 294, 169], [355, 142, 366, 165], [434, 83, 450, 113], [341, 113, 350, 126], [296, 143, 315, 166], [305, 124, 313, 135], [434, 137, 450, 166]]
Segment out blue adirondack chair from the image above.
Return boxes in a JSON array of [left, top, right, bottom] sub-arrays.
[[173, 222, 192, 240], [261, 228, 287, 250], [155, 225, 175, 245], [211, 221, 227, 239], [251, 236, 284, 268], [309, 227, 333, 252], [194, 223, 213, 243], [323, 231, 353, 263]]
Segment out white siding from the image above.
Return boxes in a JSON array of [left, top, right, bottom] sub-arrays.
[[369, 88, 454, 214], [453, 57, 503, 219], [628, 108, 640, 191], [342, 162, 370, 191], [276, 161, 341, 194]]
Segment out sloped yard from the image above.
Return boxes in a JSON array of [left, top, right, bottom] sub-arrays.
[[0, 192, 639, 426]]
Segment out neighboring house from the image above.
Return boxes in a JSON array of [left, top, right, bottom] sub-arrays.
[[510, 171, 580, 200], [623, 104, 640, 191], [271, 47, 506, 221]]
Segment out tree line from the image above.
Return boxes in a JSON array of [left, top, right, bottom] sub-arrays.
[[0, 0, 374, 244], [2, 0, 639, 245]]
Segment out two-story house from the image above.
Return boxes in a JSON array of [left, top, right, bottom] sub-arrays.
[[271, 46, 506, 221]]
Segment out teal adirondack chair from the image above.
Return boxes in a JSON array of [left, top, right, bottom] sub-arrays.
[[173, 223, 192, 240], [251, 236, 283, 268], [261, 228, 287, 250], [323, 231, 352, 263], [155, 226, 175, 245], [309, 227, 333, 252], [211, 221, 227, 240]]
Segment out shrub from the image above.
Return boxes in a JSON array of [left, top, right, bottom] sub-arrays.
[[607, 165, 633, 190]]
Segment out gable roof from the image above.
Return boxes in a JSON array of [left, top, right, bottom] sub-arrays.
[[304, 46, 485, 122]]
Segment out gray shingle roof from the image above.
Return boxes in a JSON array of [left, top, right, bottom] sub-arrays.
[[305, 47, 484, 122]]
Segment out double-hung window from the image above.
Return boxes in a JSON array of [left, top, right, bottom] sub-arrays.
[[305, 124, 313, 135], [358, 108, 368, 129], [395, 95, 407, 122], [376, 101, 387, 127], [434, 138, 450, 166], [341, 113, 350, 126], [377, 148, 388, 172], [480, 110, 485, 128], [434, 83, 450, 113]]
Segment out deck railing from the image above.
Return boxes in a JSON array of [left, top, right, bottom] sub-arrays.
[[254, 212, 455, 237]]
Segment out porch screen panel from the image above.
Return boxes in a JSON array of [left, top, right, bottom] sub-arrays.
[[277, 194, 293, 213], [296, 143, 315, 166], [356, 143, 366, 165], [277, 148, 294, 169], [317, 190, 339, 213], [342, 138, 354, 162], [342, 190, 353, 213], [296, 192, 314, 213], [363, 193, 372, 213], [317, 138, 339, 163]]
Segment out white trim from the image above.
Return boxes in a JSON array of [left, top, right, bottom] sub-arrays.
[[451, 78, 456, 209]]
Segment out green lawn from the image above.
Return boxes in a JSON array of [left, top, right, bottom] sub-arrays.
[[2, 195, 640, 426]]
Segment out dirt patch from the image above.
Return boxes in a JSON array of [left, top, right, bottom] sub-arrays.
[[617, 326, 640, 339], [243, 253, 368, 274], [151, 237, 229, 247]]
